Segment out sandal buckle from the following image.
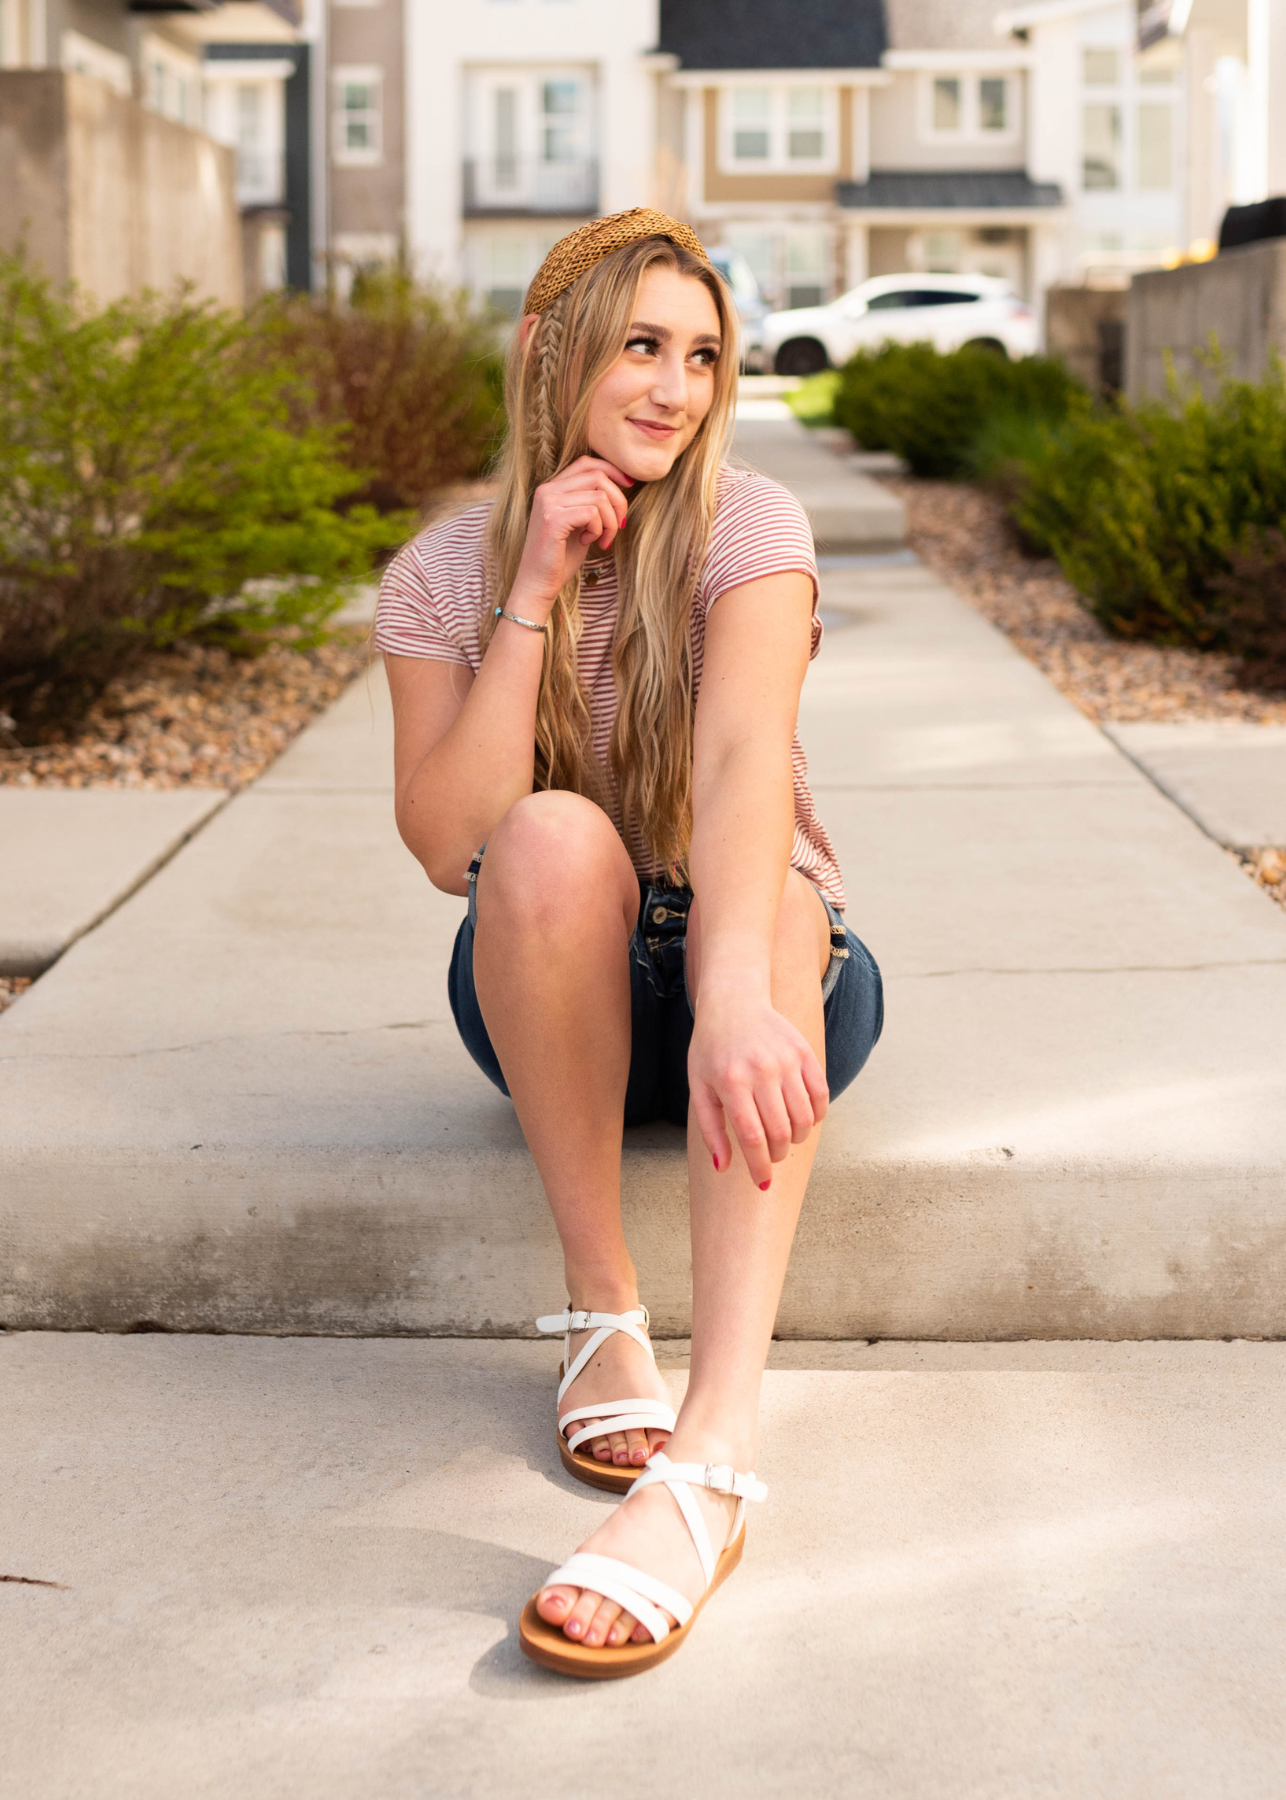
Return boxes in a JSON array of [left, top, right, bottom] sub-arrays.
[[704, 1463, 736, 1495]]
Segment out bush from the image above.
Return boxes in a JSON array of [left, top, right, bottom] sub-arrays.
[[1210, 528, 1286, 688], [832, 341, 1083, 479], [260, 266, 505, 512], [0, 258, 407, 739], [1012, 361, 1286, 644]]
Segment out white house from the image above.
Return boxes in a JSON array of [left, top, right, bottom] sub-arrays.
[[403, 0, 660, 311]]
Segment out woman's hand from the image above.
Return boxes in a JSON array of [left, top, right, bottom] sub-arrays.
[[511, 455, 634, 614], [688, 986, 829, 1189]]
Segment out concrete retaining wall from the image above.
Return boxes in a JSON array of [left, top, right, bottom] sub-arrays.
[[0, 69, 242, 308], [1126, 238, 1286, 399]]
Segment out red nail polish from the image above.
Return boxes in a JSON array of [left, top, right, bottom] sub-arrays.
[[759, 1180, 771, 1191], [712, 1154, 719, 1171]]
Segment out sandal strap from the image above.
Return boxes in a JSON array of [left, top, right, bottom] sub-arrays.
[[535, 1306, 657, 1405], [547, 1552, 694, 1644], [627, 1452, 767, 1588], [561, 1397, 676, 1453]]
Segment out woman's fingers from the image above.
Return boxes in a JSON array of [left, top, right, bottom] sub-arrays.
[[726, 1095, 773, 1189], [800, 1044, 830, 1126], [692, 1082, 732, 1174], [781, 1064, 819, 1144]]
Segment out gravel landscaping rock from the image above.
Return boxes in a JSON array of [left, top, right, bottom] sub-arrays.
[[882, 476, 1286, 727], [0, 637, 370, 792]]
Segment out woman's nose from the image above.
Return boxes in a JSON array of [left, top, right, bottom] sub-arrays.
[[649, 351, 688, 410]]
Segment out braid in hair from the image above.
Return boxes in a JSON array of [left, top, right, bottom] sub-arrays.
[[530, 294, 569, 486]]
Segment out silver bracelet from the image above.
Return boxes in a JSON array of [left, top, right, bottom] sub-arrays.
[[494, 606, 548, 633]]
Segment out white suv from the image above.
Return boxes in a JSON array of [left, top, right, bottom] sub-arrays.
[[764, 274, 1037, 375]]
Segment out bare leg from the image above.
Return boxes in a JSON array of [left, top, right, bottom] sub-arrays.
[[472, 790, 673, 1466], [538, 870, 831, 1645]]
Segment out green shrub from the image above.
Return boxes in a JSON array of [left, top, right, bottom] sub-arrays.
[[1211, 527, 1286, 689], [0, 257, 407, 738], [832, 341, 1083, 479], [260, 266, 505, 512], [785, 369, 841, 426], [1012, 362, 1286, 644]]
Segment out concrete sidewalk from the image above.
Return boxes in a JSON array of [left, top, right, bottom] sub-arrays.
[[4, 1333, 1285, 1800], [733, 415, 906, 550], [0, 788, 225, 977], [1105, 720, 1286, 849], [2, 551, 1284, 1335]]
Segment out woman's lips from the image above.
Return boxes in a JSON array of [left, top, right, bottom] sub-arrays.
[[628, 418, 678, 440]]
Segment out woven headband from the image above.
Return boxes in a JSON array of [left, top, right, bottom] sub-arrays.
[[523, 208, 710, 316]]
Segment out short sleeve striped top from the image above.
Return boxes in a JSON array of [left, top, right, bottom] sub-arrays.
[[375, 465, 845, 909]]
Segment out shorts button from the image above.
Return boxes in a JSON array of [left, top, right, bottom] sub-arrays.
[[652, 906, 668, 924]]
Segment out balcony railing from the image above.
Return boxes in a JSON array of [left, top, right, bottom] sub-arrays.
[[463, 157, 598, 217]]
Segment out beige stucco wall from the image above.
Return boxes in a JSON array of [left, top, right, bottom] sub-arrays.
[[0, 70, 242, 308], [869, 70, 1026, 173]]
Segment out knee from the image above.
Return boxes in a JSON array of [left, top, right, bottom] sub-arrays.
[[478, 792, 632, 929]]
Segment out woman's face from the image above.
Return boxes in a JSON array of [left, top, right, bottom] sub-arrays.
[[581, 266, 724, 483]]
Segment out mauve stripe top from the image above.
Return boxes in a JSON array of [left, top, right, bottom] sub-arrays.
[[375, 466, 844, 909]]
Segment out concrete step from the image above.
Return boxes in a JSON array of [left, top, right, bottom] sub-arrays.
[[732, 416, 907, 551], [1104, 720, 1286, 849], [2, 561, 1284, 1337], [5, 1332, 1285, 1799], [0, 788, 226, 977]]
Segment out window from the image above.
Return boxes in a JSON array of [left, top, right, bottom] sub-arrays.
[[932, 78, 961, 131], [1082, 103, 1121, 188], [493, 88, 518, 186], [1083, 48, 1120, 86], [542, 79, 582, 161], [724, 85, 835, 171], [469, 71, 595, 212], [924, 75, 1014, 141], [1136, 103, 1173, 188], [333, 67, 382, 166], [786, 230, 827, 308], [787, 86, 825, 159], [732, 88, 771, 160], [141, 34, 200, 124], [61, 30, 131, 96], [979, 78, 1007, 132]]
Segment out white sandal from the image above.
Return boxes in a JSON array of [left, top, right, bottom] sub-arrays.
[[536, 1306, 677, 1493], [518, 1451, 767, 1678]]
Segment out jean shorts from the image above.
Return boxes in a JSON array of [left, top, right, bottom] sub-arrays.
[[448, 851, 884, 1129]]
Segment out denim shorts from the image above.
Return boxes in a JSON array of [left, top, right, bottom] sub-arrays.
[[448, 851, 884, 1129]]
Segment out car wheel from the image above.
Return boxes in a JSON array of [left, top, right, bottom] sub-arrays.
[[961, 337, 1009, 358], [774, 338, 829, 377]]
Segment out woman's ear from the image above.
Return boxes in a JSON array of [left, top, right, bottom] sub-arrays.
[[518, 313, 541, 352]]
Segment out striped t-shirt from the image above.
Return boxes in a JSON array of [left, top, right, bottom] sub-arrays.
[[375, 465, 844, 909]]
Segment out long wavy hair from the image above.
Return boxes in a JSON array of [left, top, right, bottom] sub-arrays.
[[482, 236, 738, 875]]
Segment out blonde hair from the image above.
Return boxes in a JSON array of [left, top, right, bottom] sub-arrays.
[[483, 236, 739, 876]]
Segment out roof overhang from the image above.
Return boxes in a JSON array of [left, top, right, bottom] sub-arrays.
[[667, 67, 893, 87], [837, 206, 1069, 226], [883, 49, 1034, 69], [993, 0, 1107, 33]]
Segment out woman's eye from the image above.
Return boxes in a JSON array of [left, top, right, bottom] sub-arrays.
[[626, 336, 659, 355], [692, 349, 718, 367]]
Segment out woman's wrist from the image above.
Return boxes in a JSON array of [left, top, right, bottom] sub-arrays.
[[504, 582, 558, 626]]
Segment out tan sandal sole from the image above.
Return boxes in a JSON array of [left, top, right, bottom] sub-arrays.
[[518, 1529, 744, 1680]]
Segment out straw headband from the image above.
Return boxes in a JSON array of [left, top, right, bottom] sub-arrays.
[[523, 208, 710, 316]]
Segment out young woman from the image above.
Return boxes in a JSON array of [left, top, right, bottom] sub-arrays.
[[378, 208, 882, 1678]]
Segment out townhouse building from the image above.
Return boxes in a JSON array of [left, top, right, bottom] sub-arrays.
[[389, 0, 1277, 341], [0, 0, 304, 301], [401, 0, 658, 311]]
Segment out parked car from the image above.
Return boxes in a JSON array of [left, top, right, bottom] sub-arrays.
[[764, 274, 1037, 374], [707, 248, 770, 372]]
